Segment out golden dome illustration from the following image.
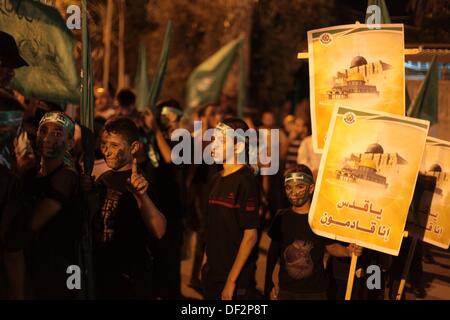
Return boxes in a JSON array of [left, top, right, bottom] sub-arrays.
[[359, 158, 377, 170], [350, 56, 368, 68], [429, 163, 442, 172], [366, 143, 384, 154]]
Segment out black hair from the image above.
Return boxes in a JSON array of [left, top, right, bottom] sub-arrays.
[[284, 164, 313, 179], [156, 99, 183, 122], [222, 117, 250, 164], [103, 116, 139, 145], [116, 89, 136, 108]]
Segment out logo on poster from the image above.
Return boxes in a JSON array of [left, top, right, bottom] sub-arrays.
[[320, 32, 333, 45], [343, 112, 356, 125]]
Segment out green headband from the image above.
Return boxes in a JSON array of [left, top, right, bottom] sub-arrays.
[[0, 110, 23, 127], [161, 106, 183, 117], [285, 172, 314, 185], [39, 111, 75, 137]]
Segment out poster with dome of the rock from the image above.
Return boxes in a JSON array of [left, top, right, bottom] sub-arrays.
[[406, 137, 450, 250], [309, 106, 429, 256], [307, 24, 405, 153]]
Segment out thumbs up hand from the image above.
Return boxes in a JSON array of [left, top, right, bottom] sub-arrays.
[[127, 158, 149, 196]]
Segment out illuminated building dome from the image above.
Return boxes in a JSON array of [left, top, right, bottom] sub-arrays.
[[350, 56, 368, 68], [359, 158, 377, 170], [366, 143, 384, 154]]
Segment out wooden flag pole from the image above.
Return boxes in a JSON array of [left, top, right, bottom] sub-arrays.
[[345, 253, 358, 300], [117, 0, 126, 89], [396, 236, 418, 300], [102, 0, 113, 89]]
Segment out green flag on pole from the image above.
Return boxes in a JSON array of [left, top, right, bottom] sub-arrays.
[[186, 37, 243, 111], [81, 0, 95, 175], [0, 0, 79, 103], [407, 56, 439, 125], [79, 0, 95, 300], [237, 41, 247, 118], [134, 42, 151, 111], [148, 21, 173, 113], [366, 0, 391, 24]]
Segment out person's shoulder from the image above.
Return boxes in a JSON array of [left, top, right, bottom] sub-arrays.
[[235, 166, 259, 185], [276, 207, 292, 218], [235, 165, 255, 178], [211, 170, 223, 181], [52, 165, 78, 181]]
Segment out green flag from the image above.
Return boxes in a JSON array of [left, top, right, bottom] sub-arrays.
[[407, 57, 439, 125], [237, 41, 246, 118], [134, 42, 151, 111], [148, 20, 173, 113], [186, 37, 243, 111], [366, 0, 391, 24], [0, 0, 79, 103]]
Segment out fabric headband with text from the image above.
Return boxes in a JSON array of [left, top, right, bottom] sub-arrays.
[[39, 111, 75, 137], [285, 172, 314, 185], [161, 106, 184, 117], [215, 122, 247, 142]]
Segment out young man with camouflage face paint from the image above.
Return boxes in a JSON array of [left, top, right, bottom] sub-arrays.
[[265, 164, 363, 300], [24, 111, 82, 299]]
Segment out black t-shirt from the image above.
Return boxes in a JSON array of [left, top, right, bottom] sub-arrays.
[[205, 166, 259, 284], [93, 169, 156, 275], [25, 164, 81, 298], [26, 165, 81, 257], [268, 208, 332, 293]]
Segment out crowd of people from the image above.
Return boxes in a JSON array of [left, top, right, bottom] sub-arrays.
[[0, 30, 429, 300]]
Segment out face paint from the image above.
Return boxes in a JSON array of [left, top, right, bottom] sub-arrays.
[[285, 180, 312, 207], [284, 172, 314, 207], [100, 131, 132, 171], [36, 122, 68, 159]]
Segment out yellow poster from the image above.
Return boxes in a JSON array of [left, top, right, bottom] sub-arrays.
[[309, 106, 429, 256], [307, 24, 405, 153], [406, 137, 450, 249]]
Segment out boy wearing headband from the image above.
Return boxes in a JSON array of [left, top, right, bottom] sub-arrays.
[[264, 164, 362, 300], [203, 118, 259, 300], [25, 111, 81, 299], [142, 99, 185, 299]]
